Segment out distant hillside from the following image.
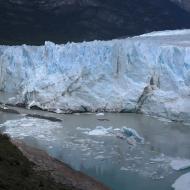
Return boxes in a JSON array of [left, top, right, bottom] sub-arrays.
[[170, 0, 190, 12], [0, 0, 190, 45]]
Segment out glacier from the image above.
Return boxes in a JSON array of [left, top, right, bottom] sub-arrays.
[[0, 30, 190, 123]]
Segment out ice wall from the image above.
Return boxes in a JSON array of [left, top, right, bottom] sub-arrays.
[[0, 30, 190, 123]]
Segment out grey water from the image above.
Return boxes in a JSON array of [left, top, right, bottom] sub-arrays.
[[0, 110, 190, 190]]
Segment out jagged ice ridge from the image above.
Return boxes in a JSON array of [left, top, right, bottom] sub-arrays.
[[0, 30, 190, 123]]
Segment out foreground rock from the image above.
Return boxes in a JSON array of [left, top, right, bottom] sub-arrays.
[[0, 134, 72, 190], [0, 30, 190, 123], [13, 140, 110, 190], [0, 134, 110, 190]]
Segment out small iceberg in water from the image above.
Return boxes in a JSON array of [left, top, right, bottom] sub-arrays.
[[172, 172, 190, 190], [83, 126, 113, 136], [96, 113, 105, 116], [170, 158, 190, 171], [80, 125, 144, 145], [122, 127, 144, 144]]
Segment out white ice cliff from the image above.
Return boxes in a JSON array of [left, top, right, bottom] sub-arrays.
[[0, 30, 190, 122]]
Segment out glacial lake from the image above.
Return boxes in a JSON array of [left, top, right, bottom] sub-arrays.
[[0, 110, 190, 190]]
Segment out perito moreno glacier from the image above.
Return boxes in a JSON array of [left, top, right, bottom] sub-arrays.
[[0, 30, 190, 123]]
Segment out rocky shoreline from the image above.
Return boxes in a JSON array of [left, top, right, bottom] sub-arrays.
[[0, 134, 110, 190]]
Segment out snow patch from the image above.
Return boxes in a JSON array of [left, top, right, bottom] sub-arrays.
[[140, 29, 190, 37]]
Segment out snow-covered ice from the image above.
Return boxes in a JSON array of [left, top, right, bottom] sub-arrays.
[[140, 29, 190, 37], [172, 172, 190, 190], [1, 29, 190, 123], [170, 158, 190, 171]]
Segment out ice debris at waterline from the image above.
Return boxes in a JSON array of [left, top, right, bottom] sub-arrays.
[[172, 172, 190, 190], [0, 118, 63, 140], [1, 29, 190, 123]]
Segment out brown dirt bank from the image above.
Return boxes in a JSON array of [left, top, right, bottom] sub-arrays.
[[0, 134, 110, 190]]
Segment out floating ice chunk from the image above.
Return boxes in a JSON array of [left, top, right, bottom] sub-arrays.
[[84, 126, 112, 136], [55, 109, 64, 114], [122, 127, 144, 143], [170, 158, 190, 171], [120, 167, 129, 171], [38, 134, 45, 138], [74, 113, 81, 115], [151, 173, 165, 180], [172, 172, 190, 190], [76, 127, 90, 131], [94, 155, 105, 160], [150, 154, 168, 163], [96, 113, 105, 116]]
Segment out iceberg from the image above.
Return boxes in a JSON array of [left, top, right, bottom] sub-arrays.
[[96, 113, 105, 116], [172, 172, 190, 190], [0, 29, 190, 123], [170, 158, 190, 171], [83, 126, 113, 136], [122, 127, 144, 143]]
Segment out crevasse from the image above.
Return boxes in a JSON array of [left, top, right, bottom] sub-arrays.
[[0, 30, 190, 123]]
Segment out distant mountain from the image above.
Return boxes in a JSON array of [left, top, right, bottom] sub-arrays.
[[170, 0, 190, 12], [1, 0, 190, 45]]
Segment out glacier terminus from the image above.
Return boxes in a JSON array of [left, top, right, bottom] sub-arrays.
[[0, 30, 190, 123]]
